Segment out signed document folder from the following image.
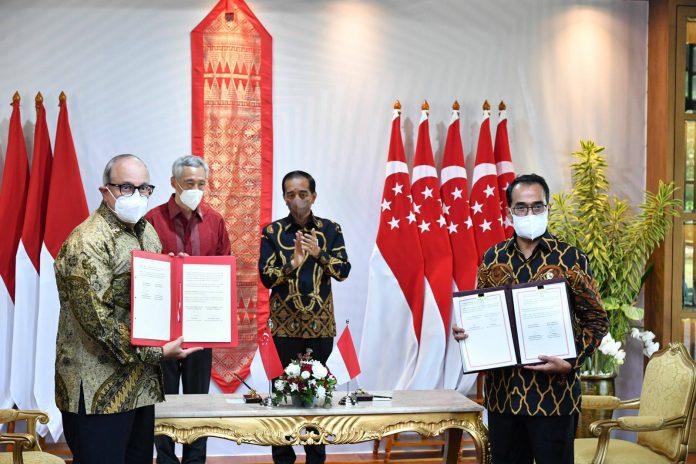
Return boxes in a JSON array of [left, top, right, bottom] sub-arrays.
[[452, 278, 576, 373], [130, 250, 238, 348]]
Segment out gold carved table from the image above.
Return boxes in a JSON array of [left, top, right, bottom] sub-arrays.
[[154, 390, 490, 463]]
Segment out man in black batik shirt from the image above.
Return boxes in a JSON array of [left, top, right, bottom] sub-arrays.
[[454, 173, 608, 464], [259, 170, 350, 464]]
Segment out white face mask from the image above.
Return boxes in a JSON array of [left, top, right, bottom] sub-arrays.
[[108, 189, 149, 224], [512, 210, 548, 240], [177, 181, 204, 211]]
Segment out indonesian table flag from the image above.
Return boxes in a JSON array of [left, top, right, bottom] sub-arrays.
[[494, 101, 515, 237], [470, 100, 506, 261], [440, 102, 478, 391], [326, 324, 361, 385], [359, 102, 424, 391], [409, 101, 453, 390], [35, 93, 89, 439], [0, 92, 30, 409], [11, 93, 53, 411]]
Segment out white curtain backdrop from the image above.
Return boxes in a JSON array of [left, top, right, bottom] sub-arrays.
[[0, 0, 648, 456]]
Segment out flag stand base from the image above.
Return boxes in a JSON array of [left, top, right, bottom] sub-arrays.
[[338, 381, 355, 407], [338, 394, 356, 407], [263, 380, 274, 407]]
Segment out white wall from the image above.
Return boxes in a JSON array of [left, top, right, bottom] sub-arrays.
[[0, 0, 649, 456]]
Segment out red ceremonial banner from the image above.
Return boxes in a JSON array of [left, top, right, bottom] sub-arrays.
[[191, 0, 273, 392]]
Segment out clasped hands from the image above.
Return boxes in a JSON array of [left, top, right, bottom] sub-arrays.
[[291, 229, 321, 268], [452, 325, 572, 375]]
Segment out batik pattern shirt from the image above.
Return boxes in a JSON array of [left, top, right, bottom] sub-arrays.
[[479, 231, 608, 416], [54, 203, 165, 414], [259, 214, 351, 338]]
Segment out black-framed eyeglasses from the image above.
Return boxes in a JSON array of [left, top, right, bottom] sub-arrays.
[[107, 182, 155, 197], [511, 202, 547, 216]]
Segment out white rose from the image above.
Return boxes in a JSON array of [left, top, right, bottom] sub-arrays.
[[614, 349, 626, 363], [644, 341, 660, 358], [301, 370, 311, 380], [274, 380, 286, 390], [316, 385, 327, 398], [598, 334, 614, 351], [285, 363, 301, 377], [312, 364, 328, 379], [599, 337, 622, 356]]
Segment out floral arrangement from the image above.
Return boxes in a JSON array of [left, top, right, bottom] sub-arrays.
[[273, 353, 337, 407], [583, 329, 661, 376]]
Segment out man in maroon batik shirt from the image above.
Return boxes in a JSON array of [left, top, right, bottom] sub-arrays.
[[146, 155, 231, 464]]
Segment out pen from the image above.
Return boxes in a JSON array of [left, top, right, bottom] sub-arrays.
[[232, 372, 254, 391], [373, 395, 392, 399]]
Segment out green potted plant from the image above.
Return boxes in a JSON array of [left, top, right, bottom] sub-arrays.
[[548, 140, 680, 436], [548, 140, 680, 374]]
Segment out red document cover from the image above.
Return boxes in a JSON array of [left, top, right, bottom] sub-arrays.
[[130, 250, 238, 348]]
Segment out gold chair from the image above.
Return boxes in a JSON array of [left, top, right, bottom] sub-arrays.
[[0, 409, 65, 464], [574, 343, 696, 464]]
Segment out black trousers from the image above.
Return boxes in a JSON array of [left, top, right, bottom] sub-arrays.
[[61, 387, 154, 464], [488, 412, 578, 464], [272, 336, 334, 464], [155, 348, 212, 464]]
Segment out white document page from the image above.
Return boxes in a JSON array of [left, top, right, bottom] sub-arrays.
[[132, 256, 171, 341], [453, 289, 517, 372], [512, 282, 576, 364], [182, 263, 232, 343]]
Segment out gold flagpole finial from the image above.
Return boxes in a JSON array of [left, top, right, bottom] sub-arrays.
[[393, 100, 401, 110], [499, 100, 506, 111], [12, 91, 20, 105], [36, 92, 44, 110], [422, 100, 429, 111], [59, 91, 67, 106], [452, 100, 460, 111], [483, 100, 491, 111]]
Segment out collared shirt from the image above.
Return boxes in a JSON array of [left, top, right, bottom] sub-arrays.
[[478, 231, 608, 416], [144, 194, 231, 256], [259, 213, 351, 338], [54, 203, 165, 415]]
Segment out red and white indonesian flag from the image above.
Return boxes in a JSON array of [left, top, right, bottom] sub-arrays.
[[470, 103, 506, 261], [0, 93, 30, 409], [11, 94, 53, 411], [326, 325, 361, 385], [359, 105, 425, 391], [494, 102, 515, 237], [439, 103, 478, 392], [35, 93, 89, 439], [409, 103, 453, 390]]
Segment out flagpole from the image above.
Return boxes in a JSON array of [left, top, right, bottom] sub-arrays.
[[339, 319, 356, 407], [263, 379, 273, 407]]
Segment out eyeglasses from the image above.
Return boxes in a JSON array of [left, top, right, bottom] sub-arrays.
[[107, 182, 155, 197], [511, 202, 547, 216]]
